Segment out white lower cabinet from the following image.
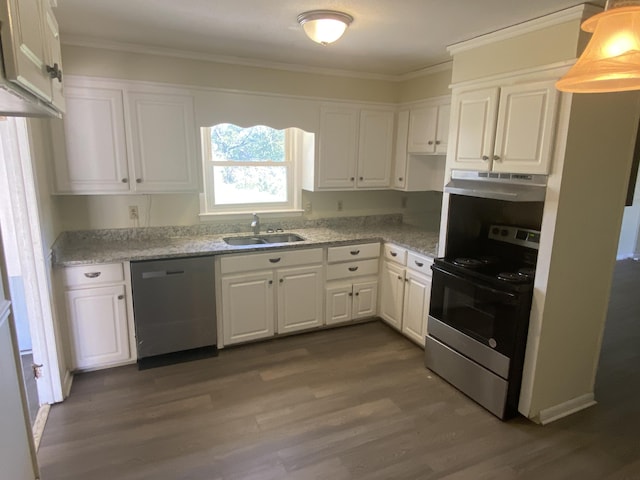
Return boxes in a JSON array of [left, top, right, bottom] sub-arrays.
[[325, 242, 380, 326], [221, 271, 275, 345], [277, 265, 323, 334], [62, 263, 134, 370], [220, 248, 323, 346], [379, 244, 433, 346]]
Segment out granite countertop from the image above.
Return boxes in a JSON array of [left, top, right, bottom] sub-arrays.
[[52, 216, 440, 267]]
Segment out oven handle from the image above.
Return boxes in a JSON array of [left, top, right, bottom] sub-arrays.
[[432, 264, 520, 301]]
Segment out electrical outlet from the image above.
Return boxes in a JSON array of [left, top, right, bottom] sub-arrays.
[[128, 205, 139, 220], [401, 196, 408, 208], [337, 200, 343, 211], [304, 201, 312, 214]]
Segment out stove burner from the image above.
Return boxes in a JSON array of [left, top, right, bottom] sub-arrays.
[[453, 257, 484, 268], [497, 272, 530, 283], [517, 267, 536, 279]]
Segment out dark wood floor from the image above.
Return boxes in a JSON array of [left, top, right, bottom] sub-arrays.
[[38, 260, 640, 480]]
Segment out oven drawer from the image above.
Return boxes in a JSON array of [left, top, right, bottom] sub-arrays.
[[428, 316, 510, 378], [425, 335, 508, 419]]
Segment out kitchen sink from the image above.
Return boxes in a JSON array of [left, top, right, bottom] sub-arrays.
[[223, 233, 305, 246]]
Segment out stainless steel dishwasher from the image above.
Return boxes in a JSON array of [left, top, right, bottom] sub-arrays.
[[130, 256, 217, 369]]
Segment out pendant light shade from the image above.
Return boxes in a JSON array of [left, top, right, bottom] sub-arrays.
[[557, 3, 640, 93], [297, 10, 353, 46]]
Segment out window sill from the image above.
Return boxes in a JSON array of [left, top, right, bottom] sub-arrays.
[[198, 209, 304, 221]]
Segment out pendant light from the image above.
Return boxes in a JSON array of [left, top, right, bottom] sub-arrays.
[[297, 10, 354, 46], [556, 0, 640, 93]]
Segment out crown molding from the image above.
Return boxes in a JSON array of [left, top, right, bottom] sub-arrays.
[[447, 3, 603, 56], [62, 35, 448, 83]]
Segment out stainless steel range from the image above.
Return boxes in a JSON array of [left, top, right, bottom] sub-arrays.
[[425, 224, 540, 419]]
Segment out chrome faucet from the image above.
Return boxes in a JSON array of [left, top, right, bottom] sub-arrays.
[[250, 213, 260, 235]]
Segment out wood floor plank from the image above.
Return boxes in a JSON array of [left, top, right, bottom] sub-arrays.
[[37, 260, 640, 479]]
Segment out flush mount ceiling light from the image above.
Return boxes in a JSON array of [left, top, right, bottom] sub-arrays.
[[556, 0, 640, 93], [297, 10, 354, 46]]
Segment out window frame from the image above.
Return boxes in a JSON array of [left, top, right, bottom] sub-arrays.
[[200, 125, 304, 217]]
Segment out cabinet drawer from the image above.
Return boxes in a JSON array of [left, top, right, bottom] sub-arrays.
[[221, 248, 323, 274], [63, 263, 124, 288], [326, 258, 379, 281], [383, 244, 407, 265], [327, 242, 380, 263], [407, 252, 434, 276]]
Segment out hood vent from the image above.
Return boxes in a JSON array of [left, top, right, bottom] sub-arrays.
[[444, 170, 547, 202]]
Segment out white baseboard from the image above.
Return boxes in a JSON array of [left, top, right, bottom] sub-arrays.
[[538, 393, 596, 425]]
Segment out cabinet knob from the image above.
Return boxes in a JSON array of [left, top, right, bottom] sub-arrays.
[[427, 140, 434, 145], [279, 278, 284, 283], [355, 292, 359, 296], [359, 176, 364, 181], [136, 178, 142, 183], [481, 155, 489, 161], [349, 292, 353, 296], [122, 178, 128, 183], [397, 275, 402, 280], [398, 177, 403, 181], [435, 140, 441, 145], [268, 280, 273, 285], [350, 177, 355, 181], [118, 294, 124, 300], [493, 155, 501, 161], [405, 278, 409, 282]]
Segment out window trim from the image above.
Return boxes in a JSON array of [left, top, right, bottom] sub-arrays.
[[200, 126, 304, 216]]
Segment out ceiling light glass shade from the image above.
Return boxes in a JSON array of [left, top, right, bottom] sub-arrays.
[[556, 5, 640, 92], [297, 10, 353, 46]]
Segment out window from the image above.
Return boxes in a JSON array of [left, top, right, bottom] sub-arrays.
[[201, 124, 311, 215]]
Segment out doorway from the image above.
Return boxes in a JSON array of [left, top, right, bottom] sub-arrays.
[[0, 116, 65, 433]]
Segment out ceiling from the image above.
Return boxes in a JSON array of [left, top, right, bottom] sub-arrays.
[[55, 0, 605, 78]]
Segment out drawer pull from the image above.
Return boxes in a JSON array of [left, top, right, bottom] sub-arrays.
[[390, 251, 398, 257], [350, 250, 360, 255], [269, 258, 281, 263], [84, 272, 101, 279], [348, 266, 359, 272], [414, 261, 424, 267]]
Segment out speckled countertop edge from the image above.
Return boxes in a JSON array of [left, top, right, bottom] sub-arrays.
[[52, 220, 440, 267]]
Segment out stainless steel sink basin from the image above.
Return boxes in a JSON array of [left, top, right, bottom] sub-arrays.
[[223, 233, 305, 246]]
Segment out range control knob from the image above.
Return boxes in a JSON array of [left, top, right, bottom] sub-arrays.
[[492, 227, 500, 235], [501, 229, 508, 236]]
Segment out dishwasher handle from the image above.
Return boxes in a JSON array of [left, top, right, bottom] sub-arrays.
[[141, 270, 185, 279]]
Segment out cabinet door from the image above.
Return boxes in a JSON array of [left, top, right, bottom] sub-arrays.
[[317, 107, 358, 189], [492, 80, 559, 174], [325, 283, 352, 326], [379, 261, 405, 330], [51, 86, 130, 193], [65, 285, 130, 370], [393, 110, 409, 189], [401, 271, 430, 346], [221, 271, 274, 345], [1, 0, 51, 102], [353, 280, 378, 319], [435, 104, 450, 155], [41, 0, 64, 111], [127, 91, 198, 193], [407, 105, 438, 154], [357, 110, 393, 188], [277, 265, 323, 334], [451, 87, 500, 171]]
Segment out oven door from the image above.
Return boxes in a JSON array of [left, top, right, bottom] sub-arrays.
[[428, 264, 528, 361]]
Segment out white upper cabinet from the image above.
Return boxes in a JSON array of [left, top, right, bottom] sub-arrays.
[[51, 77, 199, 194], [314, 105, 393, 190], [0, 0, 64, 112], [407, 103, 450, 155], [126, 91, 198, 193], [450, 80, 558, 174]]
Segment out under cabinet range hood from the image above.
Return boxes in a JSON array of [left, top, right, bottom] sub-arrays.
[[444, 170, 548, 202]]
